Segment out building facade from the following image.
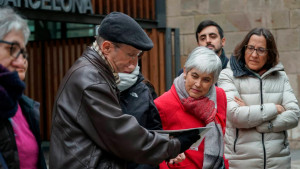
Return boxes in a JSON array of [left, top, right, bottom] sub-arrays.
[[166, 0, 300, 149]]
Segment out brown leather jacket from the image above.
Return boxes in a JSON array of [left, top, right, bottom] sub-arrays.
[[49, 47, 180, 169]]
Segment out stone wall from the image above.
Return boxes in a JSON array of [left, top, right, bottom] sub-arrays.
[[166, 0, 300, 148]]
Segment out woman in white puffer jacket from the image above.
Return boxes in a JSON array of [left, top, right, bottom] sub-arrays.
[[218, 27, 300, 169]]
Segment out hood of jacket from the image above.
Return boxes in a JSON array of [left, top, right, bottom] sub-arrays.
[[229, 55, 284, 78]]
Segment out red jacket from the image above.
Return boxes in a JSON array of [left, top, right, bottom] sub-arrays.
[[154, 85, 228, 169]]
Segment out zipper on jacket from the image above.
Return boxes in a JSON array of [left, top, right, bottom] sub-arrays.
[[259, 78, 266, 169], [234, 128, 239, 153], [283, 131, 287, 148], [260, 79, 264, 110], [262, 133, 266, 169]]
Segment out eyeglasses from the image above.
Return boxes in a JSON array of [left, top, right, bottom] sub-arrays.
[[245, 45, 268, 56], [0, 40, 28, 59]]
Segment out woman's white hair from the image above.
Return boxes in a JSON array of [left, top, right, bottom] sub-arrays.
[[184, 46, 222, 83], [0, 6, 30, 44]]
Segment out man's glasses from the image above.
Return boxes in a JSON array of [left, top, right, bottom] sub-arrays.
[[0, 40, 28, 59], [245, 45, 268, 56]]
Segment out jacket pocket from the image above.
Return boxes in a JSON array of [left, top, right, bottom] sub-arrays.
[[283, 131, 288, 148], [234, 128, 239, 153], [96, 155, 126, 169]]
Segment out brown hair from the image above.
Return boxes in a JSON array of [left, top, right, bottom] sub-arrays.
[[233, 27, 279, 70]]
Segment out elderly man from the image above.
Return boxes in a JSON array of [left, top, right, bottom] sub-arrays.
[[49, 12, 199, 169]]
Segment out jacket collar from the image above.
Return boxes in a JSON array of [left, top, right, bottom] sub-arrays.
[[90, 41, 120, 84], [83, 47, 116, 86], [219, 49, 229, 69], [229, 55, 284, 78]]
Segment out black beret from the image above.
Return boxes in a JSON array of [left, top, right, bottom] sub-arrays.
[[98, 12, 153, 51]]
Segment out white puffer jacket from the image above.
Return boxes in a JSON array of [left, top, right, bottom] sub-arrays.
[[218, 58, 300, 169]]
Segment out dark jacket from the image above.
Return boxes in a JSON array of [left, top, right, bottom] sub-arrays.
[[120, 73, 162, 131], [49, 47, 181, 169], [120, 73, 161, 169], [219, 49, 229, 70], [0, 95, 47, 169]]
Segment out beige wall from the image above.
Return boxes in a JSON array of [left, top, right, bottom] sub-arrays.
[[166, 0, 300, 148]]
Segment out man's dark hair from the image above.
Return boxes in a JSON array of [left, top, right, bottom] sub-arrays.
[[233, 27, 279, 70], [195, 20, 224, 42]]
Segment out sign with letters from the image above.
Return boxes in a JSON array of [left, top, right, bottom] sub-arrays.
[[0, 0, 94, 14]]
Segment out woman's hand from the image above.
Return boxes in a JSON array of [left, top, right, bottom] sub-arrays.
[[234, 96, 246, 106], [276, 105, 285, 114], [168, 153, 186, 164]]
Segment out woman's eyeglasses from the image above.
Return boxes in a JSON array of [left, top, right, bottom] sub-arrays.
[[245, 45, 268, 56], [0, 40, 28, 59]]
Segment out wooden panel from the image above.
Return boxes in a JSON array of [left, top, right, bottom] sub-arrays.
[[149, 29, 159, 94], [91, 0, 96, 13], [112, 0, 117, 11], [138, 0, 143, 18], [119, 0, 124, 13], [44, 41, 52, 139], [132, 0, 137, 18], [25, 41, 44, 138], [141, 49, 149, 79], [158, 31, 166, 95], [141, 29, 167, 96], [106, 0, 110, 14], [99, 0, 103, 14], [126, 0, 131, 16], [90, 0, 156, 20], [145, 0, 150, 19], [62, 40, 69, 73], [151, 0, 155, 20]]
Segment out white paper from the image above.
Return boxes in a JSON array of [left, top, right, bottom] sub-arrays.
[[151, 127, 212, 151]]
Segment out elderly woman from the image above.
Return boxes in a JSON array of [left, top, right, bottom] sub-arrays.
[[218, 27, 300, 169], [0, 6, 47, 169], [155, 46, 228, 169]]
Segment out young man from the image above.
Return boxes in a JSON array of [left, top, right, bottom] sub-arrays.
[[178, 20, 228, 76], [195, 20, 228, 69], [49, 12, 200, 169]]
